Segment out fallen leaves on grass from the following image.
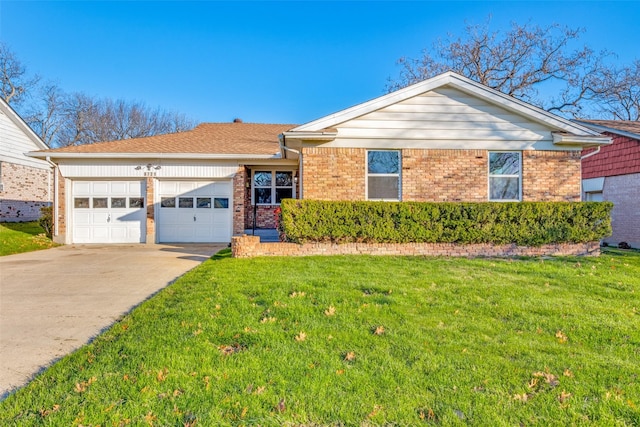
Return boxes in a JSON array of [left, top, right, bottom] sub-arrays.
[[295, 331, 307, 342], [218, 343, 244, 355], [558, 390, 572, 404], [157, 368, 169, 382], [260, 316, 277, 323], [344, 351, 356, 362], [275, 398, 286, 413], [74, 376, 97, 393], [373, 325, 385, 336], [289, 291, 306, 298], [324, 305, 336, 316], [555, 330, 568, 344]]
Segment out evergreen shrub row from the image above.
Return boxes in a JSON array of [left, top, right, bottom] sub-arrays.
[[278, 199, 612, 246]]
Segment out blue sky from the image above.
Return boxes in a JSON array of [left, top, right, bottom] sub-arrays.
[[1, 1, 639, 125]]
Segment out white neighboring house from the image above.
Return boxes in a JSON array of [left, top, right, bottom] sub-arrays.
[[0, 98, 52, 222]]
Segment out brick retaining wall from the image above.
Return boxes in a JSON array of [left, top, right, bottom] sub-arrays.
[[231, 235, 600, 258]]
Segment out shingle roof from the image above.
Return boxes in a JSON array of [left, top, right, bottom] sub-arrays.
[[39, 123, 297, 155], [575, 120, 640, 139]]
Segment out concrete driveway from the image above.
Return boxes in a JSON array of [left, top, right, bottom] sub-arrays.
[[0, 243, 224, 398]]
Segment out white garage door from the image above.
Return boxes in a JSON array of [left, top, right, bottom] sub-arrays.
[[157, 181, 232, 243], [72, 181, 146, 243]]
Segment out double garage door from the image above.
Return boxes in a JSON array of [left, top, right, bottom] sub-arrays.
[[71, 180, 232, 244]]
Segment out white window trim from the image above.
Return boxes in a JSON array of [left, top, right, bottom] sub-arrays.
[[251, 169, 296, 206], [488, 151, 522, 202], [366, 150, 402, 201]]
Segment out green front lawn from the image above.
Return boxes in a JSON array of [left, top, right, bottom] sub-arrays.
[[0, 221, 58, 256], [2, 249, 639, 425]]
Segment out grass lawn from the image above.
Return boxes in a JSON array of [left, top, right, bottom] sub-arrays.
[[0, 221, 58, 256], [1, 249, 639, 426]]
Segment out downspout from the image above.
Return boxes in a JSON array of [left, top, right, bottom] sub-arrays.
[[279, 134, 303, 199], [580, 146, 602, 200], [45, 156, 59, 237]]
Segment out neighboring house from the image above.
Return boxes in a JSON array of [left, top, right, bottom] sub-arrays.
[[575, 120, 640, 249], [30, 72, 610, 244], [0, 98, 52, 222]]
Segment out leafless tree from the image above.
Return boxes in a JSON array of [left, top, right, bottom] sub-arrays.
[[387, 20, 613, 117], [0, 42, 40, 106], [596, 61, 640, 120], [52, 95, 196, 147]]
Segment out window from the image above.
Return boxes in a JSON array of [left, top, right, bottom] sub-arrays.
[[197, 197, 211, 208], [252, 170, 295, 205], [214, 198, 229, 208], [92, 198, 108, 208], [179, 197, 194, 208], [111, 197, 126, 208], [367, 150, 401, 200], [161, 197, 175, 208], [489, 152, 521, 201], [129, 197, 144, 208], [74, 198, 90, 208]]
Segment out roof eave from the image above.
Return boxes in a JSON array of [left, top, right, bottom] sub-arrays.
[[552, 133, 612, 147], [281, 130, 338, 142], [572, 120, 640, 141], [27, 152, 283, 160]]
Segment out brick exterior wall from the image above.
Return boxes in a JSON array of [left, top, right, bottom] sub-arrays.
[[303, 147, 366, 200], [0, 162, 52, 222], [232, 235, 600, 258], [522, 151, 581, 201], [301, 147, 581, 202], [582, 132, 640, 178], [145, 177, 155, 242], [56, 172, 66, 239], [233, 165, 247, 235], [402, 149, 487, 201], [602, 173, 640, 248]]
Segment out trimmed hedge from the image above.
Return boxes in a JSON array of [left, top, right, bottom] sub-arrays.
[[279, 199, 612, 246]]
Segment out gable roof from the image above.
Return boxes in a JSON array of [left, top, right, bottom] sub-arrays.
[[30, 123, 296, 159], [0, 97, 49, 151], [286, 71, 604, 143], [573, 120, 640, 141]]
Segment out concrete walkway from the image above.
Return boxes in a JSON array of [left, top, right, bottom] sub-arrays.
[[0, 243, 223, 398]]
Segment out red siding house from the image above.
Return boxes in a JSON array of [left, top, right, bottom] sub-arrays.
[[576, 120, 640, 249]]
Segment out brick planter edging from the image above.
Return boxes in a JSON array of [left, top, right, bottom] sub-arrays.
[[231, 235, 601, 258]]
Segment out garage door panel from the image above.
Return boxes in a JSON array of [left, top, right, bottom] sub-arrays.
[[157, 180, 232, 243], [72, 180, 145, 244]]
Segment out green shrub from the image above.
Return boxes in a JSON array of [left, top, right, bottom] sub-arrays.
[[279, 200, 612, 246], [39, 205, 54, 239]]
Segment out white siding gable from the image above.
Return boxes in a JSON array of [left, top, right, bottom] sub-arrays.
[[0, 108, 50, 169], [322, 86, 564, 151]]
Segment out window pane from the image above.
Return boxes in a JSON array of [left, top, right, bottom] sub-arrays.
[[74, 198, 89, 208], [368, 151, 400, 174], [129, 197, 144, 208], [111, 197, 126, 208], [254, 171, 272, 187], [254, 188, 272, 204], [275, 188, 293, 203], [214, 198, 229, 208], [93, 197, 108, 208], [161, 197, 175, 208], [179, 197, 194, 208], [275, 171, 293, 186], [489, 152, 520, 175], [368, 176, 399, 200], [197, 197, 211, 208], [490, 177, 520, 200]]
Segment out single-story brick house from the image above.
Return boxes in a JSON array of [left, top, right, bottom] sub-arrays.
[[0, 97, 53, 222], [576, 119, 640, 249], [30, 72, 610, 244]]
